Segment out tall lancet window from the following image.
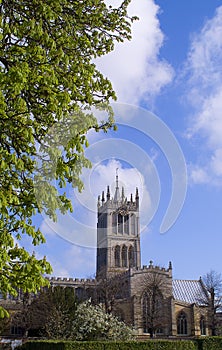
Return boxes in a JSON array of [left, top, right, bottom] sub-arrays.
[[200, 316, 206, 335], [114, 245, 121, 267], [128, 246, 134, 267], [131, 214, 135, 235], [112, 213, 117, 234], [122, 245, 127, 267], [118, 213, 123, 234], [125, 214, 129, 234], [142, 292, 149, 333]]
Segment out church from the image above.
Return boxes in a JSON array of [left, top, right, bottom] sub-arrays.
[[49, 173, 210, 337], [0, 174, 211, 337]]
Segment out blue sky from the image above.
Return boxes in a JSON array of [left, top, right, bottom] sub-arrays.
[[33, 0, 222, 280]]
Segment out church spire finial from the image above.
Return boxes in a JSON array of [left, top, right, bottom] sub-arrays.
[[114, 168, 120, 202], [121, 186, 125, 202], [135, 187, 139, 208], [116, 168, 119, 188], [107, 185, 110, 200]]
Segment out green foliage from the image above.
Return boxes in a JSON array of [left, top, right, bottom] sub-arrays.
[[18, 340, 197, 350], [194, 336, 222, 350], [0, 0, 136, 304], [72, 299, 135, 341], [12, 286, 78, 337], [18, 336, 222, 350], [44, 287, 78, 339]]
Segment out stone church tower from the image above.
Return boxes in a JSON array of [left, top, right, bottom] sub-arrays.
[[96, 171, 141, 278], [95, 173, 210, 337]]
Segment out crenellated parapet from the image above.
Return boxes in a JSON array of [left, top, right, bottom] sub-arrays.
[[141, 260, 172, 273], [47, 276, 96, 288], [127, 260, 173, 279]]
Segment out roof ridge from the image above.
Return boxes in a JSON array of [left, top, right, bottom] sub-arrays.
[[173, 279, 200, 282]]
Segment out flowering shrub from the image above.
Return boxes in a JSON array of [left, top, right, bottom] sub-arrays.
[[72, 300, 135, 341]]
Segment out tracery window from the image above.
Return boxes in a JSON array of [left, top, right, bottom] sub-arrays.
[[142, 290, 163, 335], [177, 312, 187, 335]]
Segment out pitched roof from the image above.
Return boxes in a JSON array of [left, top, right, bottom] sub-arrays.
[[173, 279, 208, 305]]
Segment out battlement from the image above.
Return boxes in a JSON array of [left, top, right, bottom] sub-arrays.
[[129, 260, 172, 277], [47, 276, 96, 286], [142, 265, 167, 272], [98, 198, 138, 212]]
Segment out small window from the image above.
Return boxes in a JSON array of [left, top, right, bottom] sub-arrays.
[[156, 328, 163, 335], [11, 325, 23, 336]]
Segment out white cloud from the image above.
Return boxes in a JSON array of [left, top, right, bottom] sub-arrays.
[[210, 148, 222, 177], [185, 6, 222, 185], [189, 166, 210, 185], [96, 0, 174, 104], [186, 7, 222, 91], [191, 90, 222, 148]]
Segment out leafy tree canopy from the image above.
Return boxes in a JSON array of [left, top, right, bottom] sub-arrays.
[[11, 286, 78, 337], [0, 0, 136, 315]]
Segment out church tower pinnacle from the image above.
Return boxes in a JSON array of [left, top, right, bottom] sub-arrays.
[[114, 168, 121, 202], [96, 172, 141, 278]]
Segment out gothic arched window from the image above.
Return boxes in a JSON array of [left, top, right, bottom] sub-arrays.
[[200, 316, 206, 335], [125, 214, 129, 234], [122, 245, 128, 267], [177, 312, 187, 335], [112, 213, 117, 234], [142, 292, 149, 333], [118, 214, 123, 234], [114, 245, 121, 267], [142, 289, 163, 335], [131, 214, 135, 235], [128, 246, 134, 267]]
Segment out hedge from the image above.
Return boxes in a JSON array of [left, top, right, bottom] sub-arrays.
[[194, 337, 222, 350], [17, 338, 222, 350], [17, 340, 196, 350]]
